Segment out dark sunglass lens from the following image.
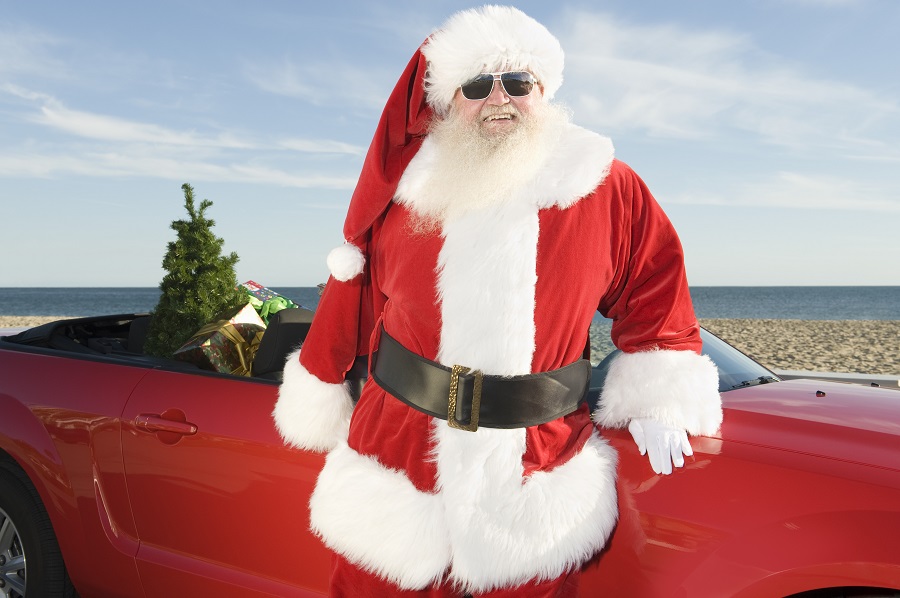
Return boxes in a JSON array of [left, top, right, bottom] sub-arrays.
[[461, 75, 495, 100], [501, 72, 535, 97]]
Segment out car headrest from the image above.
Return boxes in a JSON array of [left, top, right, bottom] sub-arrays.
[[252, 307, 315, 379], [128, 316, 152, 353]]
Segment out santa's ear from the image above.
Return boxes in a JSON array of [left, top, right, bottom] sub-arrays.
[[326, 243, 365, 281]]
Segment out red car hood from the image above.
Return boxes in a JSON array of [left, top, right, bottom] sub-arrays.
[[716, 379, 900, 473]]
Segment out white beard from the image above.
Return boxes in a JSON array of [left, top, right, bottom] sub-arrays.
[[398, 101, 571, 231]]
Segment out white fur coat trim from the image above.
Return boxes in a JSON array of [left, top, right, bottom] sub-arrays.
[[272, 348, 354, 451], [528, 125, 614, 211], [437, 196, 539, 374], [308, 430, 618, 592], [309, 442, 451, 590], [423, 6, 565, 114], [396, 123, 614, 217], [594, 349, 723, 435], [433, 423, 619, 593]]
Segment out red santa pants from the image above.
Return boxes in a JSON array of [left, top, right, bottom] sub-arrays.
[[329, 553, 580, 597]]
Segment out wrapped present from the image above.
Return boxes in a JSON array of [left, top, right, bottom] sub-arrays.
[[239, 280, 300, 324], [240, 279, 281, 302], [173, 303, 266, 376]]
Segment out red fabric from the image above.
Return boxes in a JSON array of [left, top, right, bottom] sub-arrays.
[[300, 47, 431, 383], [309, 159, 701, 491], [596, 166, 700, 354], [341, 160, 699, 491], [343, 47, 433, 243], [330, 553, 581, 597], [299, 269, 364, 384], [532, 160, 701, 357], [347, 203, 442, 491]]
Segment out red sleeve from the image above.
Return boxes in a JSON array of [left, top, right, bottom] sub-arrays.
[[298, 274, 365, 384], [597, 162, 701, 355], [298, 225, 386, 384]]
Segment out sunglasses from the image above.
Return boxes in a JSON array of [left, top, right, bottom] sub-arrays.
[[459, 71, 537, 100]]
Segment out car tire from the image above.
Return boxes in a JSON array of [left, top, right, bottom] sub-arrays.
[[0, 459, 77, 598]]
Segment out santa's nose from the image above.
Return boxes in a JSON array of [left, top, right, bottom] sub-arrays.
[[485, 80, 511, 105]]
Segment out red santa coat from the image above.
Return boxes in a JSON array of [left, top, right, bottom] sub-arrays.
[[274, 124, 722, 593]]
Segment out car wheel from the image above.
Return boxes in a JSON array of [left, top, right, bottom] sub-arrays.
[[0, 460, 77, 597]]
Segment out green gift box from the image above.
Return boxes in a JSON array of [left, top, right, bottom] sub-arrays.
[[173, 303, 266, 376]]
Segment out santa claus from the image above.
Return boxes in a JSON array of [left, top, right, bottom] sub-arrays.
[[274, 6, 722, 597]]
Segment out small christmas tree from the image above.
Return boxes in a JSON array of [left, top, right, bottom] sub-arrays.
[[143, 183, 246, 357]]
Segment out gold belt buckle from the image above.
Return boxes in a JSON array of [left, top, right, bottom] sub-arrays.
[[447, 365, 483, 432]]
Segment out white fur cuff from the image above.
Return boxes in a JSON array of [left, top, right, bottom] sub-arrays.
[[593, 349, 722, 436], [326, 243, 365, 282], [273, 348, 354, 452]]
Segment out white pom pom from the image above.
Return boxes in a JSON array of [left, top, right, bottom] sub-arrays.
[[326, 243, 365, 281]]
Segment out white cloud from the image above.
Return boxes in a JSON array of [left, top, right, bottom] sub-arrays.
[[278, 138, 365, 155], [0, 85, 363, 187], [36, 101, 256, 149], [0, 149, 357, 190], [670, 171, 900, 212], [241, 57, 390, 112], [557, 11, 898, 157], [3, 83, 254, 149], [0, 24, 66, 78]]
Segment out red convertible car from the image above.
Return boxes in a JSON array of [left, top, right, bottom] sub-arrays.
[[1, 311, 898, 597]]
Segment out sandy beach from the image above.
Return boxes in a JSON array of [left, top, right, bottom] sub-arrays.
[[0, 315, 72, 329], [584, 318, 899, 376], [2, 315, 898, 376], [699, 318, 899, 376]]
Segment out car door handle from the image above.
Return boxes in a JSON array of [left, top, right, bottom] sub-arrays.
[[134, 412, 198, 436]]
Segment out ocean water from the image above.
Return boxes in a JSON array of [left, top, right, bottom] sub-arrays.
[[689, 286, 899, 320], [0, 286, 897, 320]]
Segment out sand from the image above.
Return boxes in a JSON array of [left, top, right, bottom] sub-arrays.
[[584, 318, 899, 376], [699, 318, 899, 376], [0, 315, 72, 328], [2, 316, 898, 376]]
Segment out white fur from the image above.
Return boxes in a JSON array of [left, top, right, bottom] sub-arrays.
[[326, 243, 365, 282], [397, 123, 613, 220], [272, 348, 354, 451], [395, 135, 440, 212], [423, 116, 619, 590], [308, 429, 619, 593], [437, 196, 539, 375], [423, 6, 565, 114], [309, 442, 451, 590], [433, 423, 619, 593], [594, 349, 723, 435], [527, 125, 614, 210]]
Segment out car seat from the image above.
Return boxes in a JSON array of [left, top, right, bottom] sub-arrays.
[[252, 307, 315, 380]]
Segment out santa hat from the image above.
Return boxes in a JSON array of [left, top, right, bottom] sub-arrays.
[[423, 6, 565, 115], [328, 6, 564, 281]]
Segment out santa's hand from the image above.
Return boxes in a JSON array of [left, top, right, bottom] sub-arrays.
[[628, 418, 693, 475]]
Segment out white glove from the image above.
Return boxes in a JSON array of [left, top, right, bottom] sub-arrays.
[[628, 418, 693, 475]]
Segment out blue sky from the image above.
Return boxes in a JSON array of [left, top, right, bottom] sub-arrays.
[[2, 0, 898, 287]]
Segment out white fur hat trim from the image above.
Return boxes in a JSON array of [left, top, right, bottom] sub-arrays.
[[423, 5, 564, 114], [326, 243, 365, 282]]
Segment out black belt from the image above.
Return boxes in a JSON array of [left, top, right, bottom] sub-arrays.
[[371, 327, 590, 431]]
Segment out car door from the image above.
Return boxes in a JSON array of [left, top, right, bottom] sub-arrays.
[[120, 367, 329, 596]]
